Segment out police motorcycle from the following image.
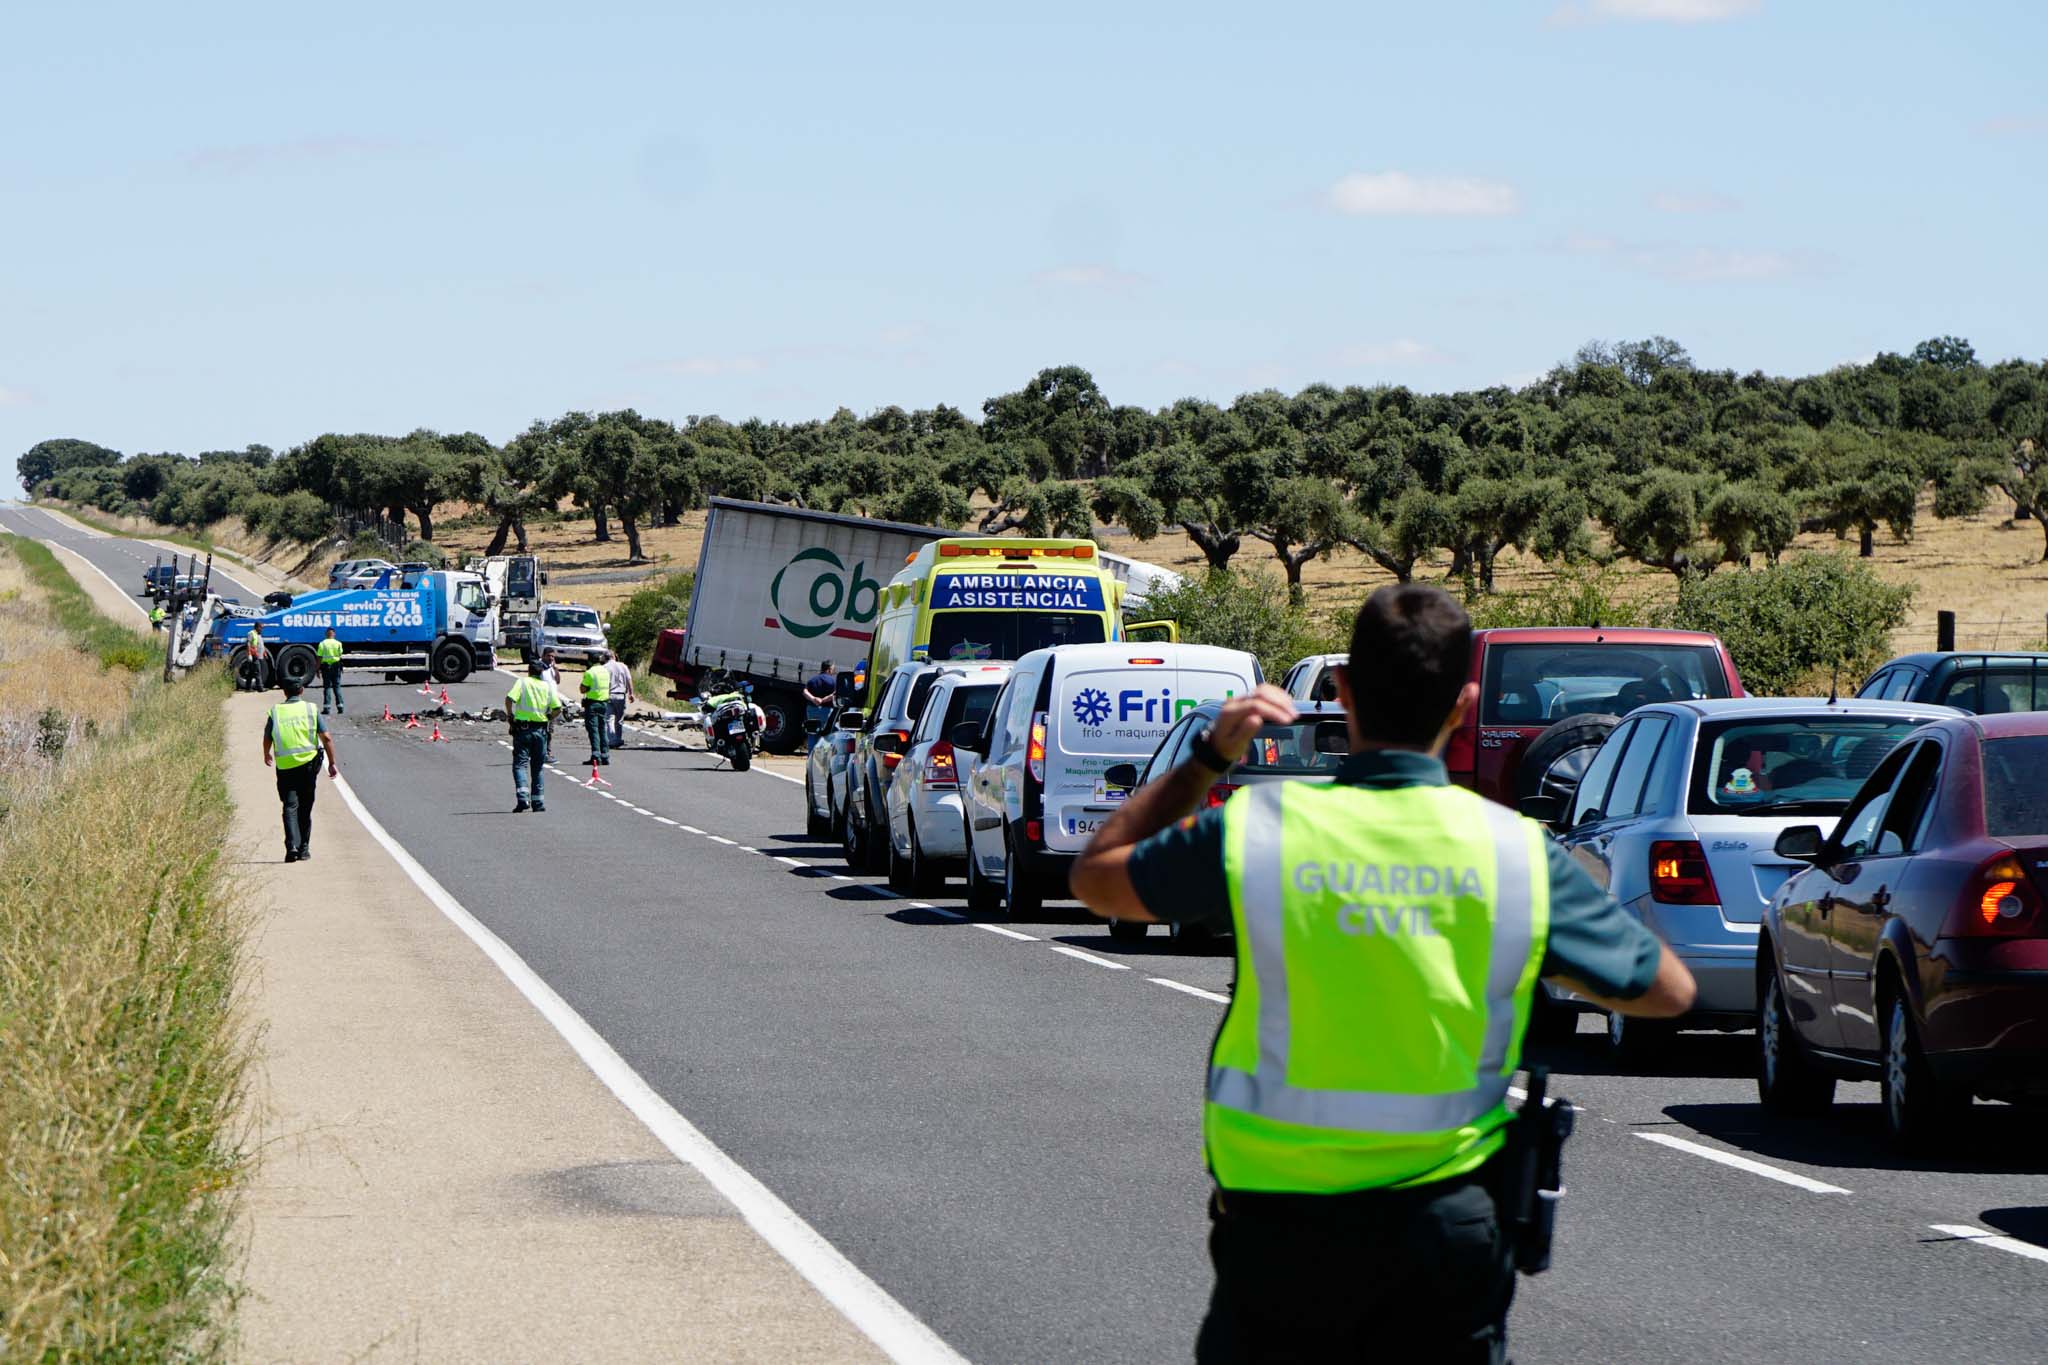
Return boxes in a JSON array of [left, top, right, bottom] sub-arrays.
[[695, 685, 764, 771]]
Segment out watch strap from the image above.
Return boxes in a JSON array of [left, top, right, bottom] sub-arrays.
[[1188, 726, 1232, 773]]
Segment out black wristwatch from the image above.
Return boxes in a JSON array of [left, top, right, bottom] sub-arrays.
[[1188, 726, 1232, 774]]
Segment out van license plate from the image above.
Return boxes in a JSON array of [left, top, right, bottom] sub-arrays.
[[1068, 815, 1106, 836]]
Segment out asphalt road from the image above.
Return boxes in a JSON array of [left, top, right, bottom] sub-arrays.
[[13, 508, 2048, 1363]]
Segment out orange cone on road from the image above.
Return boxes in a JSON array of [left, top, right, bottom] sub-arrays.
[[381, 704, 393, 722], [587, 759, 612, 787], [439, 687, 452, 705], [404, 713, 420, 730], [428, 723, 448, 742]]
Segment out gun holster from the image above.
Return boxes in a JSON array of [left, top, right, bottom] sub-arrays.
[[1502, 1066, 1574, 1275]]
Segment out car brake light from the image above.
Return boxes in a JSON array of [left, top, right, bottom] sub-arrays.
[[1649, 840, 1719, 905], [1961, 855, 2037, 935], [1205, 782, 1242, 808], [1027, 712, 1046, 784], [1025, 818, 1043, 844], [1127, 657, 1165, 665], [925, 740, 958, 789], [879, 729, 911, 771]]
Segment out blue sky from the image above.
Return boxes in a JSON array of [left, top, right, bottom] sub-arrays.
[[3, 0, 2043, 492]]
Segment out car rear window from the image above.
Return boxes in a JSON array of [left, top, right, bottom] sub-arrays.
[[1689, 717, 1921, 814], [942, 682, 1002, 733], [1482, 644, 1730, 726], [1983, 736, 2048, 835], [1236, 718, 1350, 776]]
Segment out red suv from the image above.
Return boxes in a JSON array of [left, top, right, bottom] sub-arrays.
[[1448, 627, 1744, 806]]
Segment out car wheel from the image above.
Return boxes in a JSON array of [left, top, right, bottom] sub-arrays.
[[907, 816, 943, 895], [964, 823, 1000, 913], [1882, 994, 1963, 1152], [1517, 713, 1621, 806], [1605, 1010, 1676, 1068], [829, 777, 848, 843], [805, 770, 830, 838], [1107, 918, 1149, 943], [1757, 968, 1835, 1115], [1004, 824, 1043, 918], [861, 789, 889, 873], [842, 784, 866, 870], [887, 829, 912, 892]]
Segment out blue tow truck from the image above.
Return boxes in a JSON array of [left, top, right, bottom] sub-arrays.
[[178, 568, 501, 688]]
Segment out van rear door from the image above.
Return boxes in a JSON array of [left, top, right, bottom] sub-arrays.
[[1043, 652, 1253, 855]]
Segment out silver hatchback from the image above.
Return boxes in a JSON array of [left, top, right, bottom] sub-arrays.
[[1527, 696, 1959, 1061]]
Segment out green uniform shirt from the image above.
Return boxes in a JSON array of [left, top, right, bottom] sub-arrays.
[[1125, 750, 1661, 1000], [316, 638, 344, 665]]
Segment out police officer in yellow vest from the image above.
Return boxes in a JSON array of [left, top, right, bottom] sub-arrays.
[[316, 628, 346, 714], [1073, 585, 1696, 1362], [580, 649, 612, 765], [263, 678, 338, 863], [150, 604, 166, 632], [508, 653, 564, 812]]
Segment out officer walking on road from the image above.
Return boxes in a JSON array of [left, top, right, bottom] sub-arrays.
[[1072, 584, 1697, 1363], [262, 677, 338, 863], [240, 622, 270, 692], [508, 654, 563, 812], [316, 627, 345, 715], [150, 603, 165, 632], [606, 649, 634, 749], [581, 650, 611, 765]]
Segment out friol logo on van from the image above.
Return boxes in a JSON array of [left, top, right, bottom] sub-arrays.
[[1069, 684, 1240, 738], [1071, 688, 1113, 726], [769, 548, 883, 639]]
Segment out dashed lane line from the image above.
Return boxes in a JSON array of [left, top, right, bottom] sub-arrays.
[[1149, 977, 1229, 1004], [975, 924, 1039, 942], [1634, 1133, 1851, 1194], [1929, 1225, 2048, 1267], [1046, 944, 1129, 971]]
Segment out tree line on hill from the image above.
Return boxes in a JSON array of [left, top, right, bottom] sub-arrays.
[[19, 336, 2048, 590]]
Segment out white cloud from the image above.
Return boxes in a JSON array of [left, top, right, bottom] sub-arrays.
[[1334, 339, 1453, 368], [1032, 263, 1149, 289], [1976, 114, 2048, 137], [0, 384, 35, 407], [1562, 233, 1816, 283], [1327, 171, 1520, 217], [1549, 0, 1760, 25], [1648, 189, 1741, 214]]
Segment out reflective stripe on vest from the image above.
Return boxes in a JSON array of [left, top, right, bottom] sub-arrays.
[[270, 701, 320, 768], [1204, 780, 1548, 1191], [508, 676, 555, 723], [581, 666, 609, 700], [316, 639, 343, 664]]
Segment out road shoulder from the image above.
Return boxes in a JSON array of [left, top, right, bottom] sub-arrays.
[[228, 691, 882, 1363]]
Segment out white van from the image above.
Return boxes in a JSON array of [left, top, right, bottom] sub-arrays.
[[960, 643, 1262, 915]]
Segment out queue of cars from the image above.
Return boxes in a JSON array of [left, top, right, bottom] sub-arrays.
[[802, 632, 2047, 1151]]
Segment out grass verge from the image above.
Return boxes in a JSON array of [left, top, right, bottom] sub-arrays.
[[0, 541, 247, 1360], [2, 532, 162, 672]]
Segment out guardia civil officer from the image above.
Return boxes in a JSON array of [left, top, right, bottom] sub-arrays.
[[262, 677, 338, 863], [316, 628, 345, 714], [1072, 584, 1696, 1363], [507, 654, 564, 812]]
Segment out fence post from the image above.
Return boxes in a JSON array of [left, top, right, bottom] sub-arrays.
[[1936, 610, 1955, 653]]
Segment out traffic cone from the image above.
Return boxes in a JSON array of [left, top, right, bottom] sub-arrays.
[[439, 687, 452, 705], [404, 713, 420, 730], [586, 758, 612, 787], [418, 679, 434, 696], [428, 723, 448, 742], [381, 704, 393, 722]]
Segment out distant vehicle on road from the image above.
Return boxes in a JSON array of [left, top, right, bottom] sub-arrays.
[[142, 563, 176, 598], [535, 602, 608, 666], [1279, 652, 1346, 703], [1857, 651, 2048, 715], [328, 558, 396, 589], [1456, 627, 1744, 809], [885, 664, 1011, 894], [1521, 697, 1958, 1059], [1759, 709, 2048, 1150], [804, 697, 863, 841], [841, 662, 959, 874], [960, 643, 1261, 917], [1099, 698, 1351, 945]]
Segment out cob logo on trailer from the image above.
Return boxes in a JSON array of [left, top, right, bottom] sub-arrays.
[[768, 548, 882, 639]]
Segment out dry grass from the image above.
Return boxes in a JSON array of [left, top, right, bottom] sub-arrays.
[[0, 544, 248, 1361]]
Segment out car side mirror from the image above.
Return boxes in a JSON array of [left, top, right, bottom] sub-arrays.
[[1517, 795, 1562, 825], [839, 710, 867, 731], [871, 732, 907, 756], [805, 719, 824, 736], [1104, 763, 1140, 789], [1775, 825, 1826, 862], [949, 721, 984, 751], [1573, 808, 1602, 829]]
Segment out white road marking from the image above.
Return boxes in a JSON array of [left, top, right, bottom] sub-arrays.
[[653, 816, 677, 826], [775, 856, 809, 866], [830, 874, 857, 881], [738, 846, 759, 854], [325, 775, 963, 1363], [707, 835, 737, 846], [753, 766, 806, 785], [910, 902, 967, 920], [976, 924, 1038, 941], [1635, 1133, 1851, 1194], [1930, 1224, 2048, 1266], [680, 825, 704, 834], [1046, 944, 1129, 971], [1149, 977, 1229, 1003], [46, 542, 149, 621]]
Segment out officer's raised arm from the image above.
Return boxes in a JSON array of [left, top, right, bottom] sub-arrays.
[[1071, 684, 1298, 922]]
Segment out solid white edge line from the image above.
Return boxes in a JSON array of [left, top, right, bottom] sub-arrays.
[[45, 541, 149, 622], [1634, 1132, 1850, 1194], [1046, 944, 1129, 971], [975, 924, 1038, 941], [1147, 977, 1229, 1004], [1930, 1224, 2048, 1266], [326, 773, 965, 1364], [752, 765, 805, 785]]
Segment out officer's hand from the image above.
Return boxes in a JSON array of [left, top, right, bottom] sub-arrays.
[[263, 754, 273, 767], [327, 761, 339, 778], [1207, 684, 1300, 763]]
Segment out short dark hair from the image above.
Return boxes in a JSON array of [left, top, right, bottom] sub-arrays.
[[1345, 585, 1472, 746], [280, 678, 304, 697]]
